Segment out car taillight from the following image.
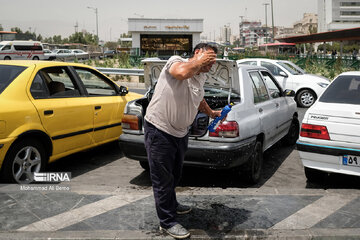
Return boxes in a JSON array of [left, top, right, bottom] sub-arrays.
[[122, 114, 140, 130], [209, 121, 239, 138], [300, 123, 330, 140]]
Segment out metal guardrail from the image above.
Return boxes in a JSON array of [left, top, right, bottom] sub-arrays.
[[96, 67, 144, 76]]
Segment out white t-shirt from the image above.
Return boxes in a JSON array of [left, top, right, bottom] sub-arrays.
[[145, 56, 206, 138]]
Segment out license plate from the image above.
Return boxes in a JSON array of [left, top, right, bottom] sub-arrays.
[[343, 155, 360, 167]]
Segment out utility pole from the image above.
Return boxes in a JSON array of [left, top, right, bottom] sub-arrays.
[[239, 16, 244, 46], [74, 21, 79, 33], [87, 6, 99, 43], [271, 0, 275, 43], [263, 3, 269, 43]]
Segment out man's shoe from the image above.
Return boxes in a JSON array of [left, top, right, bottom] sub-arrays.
[[159, 224, 190, 239], [176, 204, 192, 215]]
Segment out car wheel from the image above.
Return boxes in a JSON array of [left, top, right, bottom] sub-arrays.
[[139, 161, 150, 171], [283, 118, 300, 146], [244, 141, 263, 184], [32, 56, 40, 60], [296, 89, 316, 108], [4, 56, 11, 60], [1, 139, 47, 184], [304, 167, 328, 183]]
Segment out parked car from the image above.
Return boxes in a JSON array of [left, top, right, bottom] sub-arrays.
[[53, 49, 73, 59], [0, 60, 142, 184], [297, 71, 360, 182], [70, 49, 89, 60], [103, 50, 117, 58], [237, 58, 330, 108], [43, 49, 56, 60], [119, 59, 299, 183]]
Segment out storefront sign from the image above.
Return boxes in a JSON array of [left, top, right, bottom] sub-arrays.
[[165, 25, 190, 30], [144, 26, 157, 29]]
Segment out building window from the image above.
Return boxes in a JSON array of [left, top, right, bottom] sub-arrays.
[[340, 11, 360, 16], [340, 2, 360, 7], [140, 34, 192, 56]]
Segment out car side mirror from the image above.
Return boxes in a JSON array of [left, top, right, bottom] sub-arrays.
[[279, 71, 288, 78], [284, 89, 295, 97], [119, 86, 128, 96]]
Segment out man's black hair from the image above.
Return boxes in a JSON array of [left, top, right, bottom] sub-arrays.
[[191, 43, 218, 57]]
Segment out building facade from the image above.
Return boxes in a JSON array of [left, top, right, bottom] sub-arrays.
[[0, 31, 16, 41], [221, 25, 232, 44], [128, 18, 203, 56], [318, 0, 360, 32], [239, 21, 270, 47], [293, 13, 318, 34]]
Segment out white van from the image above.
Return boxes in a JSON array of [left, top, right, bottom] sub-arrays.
[[0, 41, 45, 60]]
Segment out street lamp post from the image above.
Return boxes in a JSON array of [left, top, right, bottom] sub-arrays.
[[263, 3, 269, 44], [87, 6, 99, 44], [271, 0, 275, 43]]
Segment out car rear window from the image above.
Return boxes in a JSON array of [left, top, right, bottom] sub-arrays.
[[0, 65, 27, 94], [319, 75, 360, 104]]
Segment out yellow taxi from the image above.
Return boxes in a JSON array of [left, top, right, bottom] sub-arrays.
[[0, 61, 142, 183]]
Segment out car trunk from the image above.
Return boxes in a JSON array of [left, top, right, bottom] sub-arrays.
[[307, 102, 360, 143], [136, 58, 240, 137]]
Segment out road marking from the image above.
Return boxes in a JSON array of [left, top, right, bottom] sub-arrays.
[[272, 194, 357, 230], [17, 194, 149, 231]]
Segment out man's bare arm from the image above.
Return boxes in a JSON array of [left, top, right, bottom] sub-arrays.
[[198, 99, 221, 118], [169, 49, 216, 80]]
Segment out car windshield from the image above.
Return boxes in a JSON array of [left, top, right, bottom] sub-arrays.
[[319, 75, 360, 104], [0, 45, 4, 50], [0, 65, 27, 94], [277, 61, 304, 75]]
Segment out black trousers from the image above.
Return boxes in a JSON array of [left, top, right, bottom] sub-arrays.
[[144, 120, 188, 228]]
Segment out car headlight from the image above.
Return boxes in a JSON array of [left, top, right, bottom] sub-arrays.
[[317, 82, 329, 88]]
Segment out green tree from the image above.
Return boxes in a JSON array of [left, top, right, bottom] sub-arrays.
[[105, 41, 118, 50]]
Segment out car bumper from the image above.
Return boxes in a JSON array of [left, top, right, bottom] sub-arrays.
[[297, 141, 360, 176], [119, 134, 256, 169]]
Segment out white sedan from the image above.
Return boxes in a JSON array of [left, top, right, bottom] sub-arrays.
[[237, 58, 330, 108], [297, 72, 360, 182]]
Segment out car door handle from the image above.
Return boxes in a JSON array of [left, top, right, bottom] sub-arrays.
[[259, 108, 263, 113], [44, 110, 53, 115], [95, 106, 101, 110], [275, 103, 280, 108]]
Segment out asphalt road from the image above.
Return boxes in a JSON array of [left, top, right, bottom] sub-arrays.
[[1, 107, 360, 239]]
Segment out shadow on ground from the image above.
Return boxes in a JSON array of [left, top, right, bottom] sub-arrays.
[[46, 141, 123, 179], [130, 142, 294, 189]]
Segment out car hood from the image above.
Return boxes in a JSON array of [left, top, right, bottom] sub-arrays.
[[292, 73, 330, 84], [142, 58, 239, 93]]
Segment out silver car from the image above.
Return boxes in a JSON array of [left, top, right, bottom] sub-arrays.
[[119, 59, 299, 183]]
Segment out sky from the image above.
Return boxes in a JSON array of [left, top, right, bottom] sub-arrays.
[[0, 0, 317, 42]]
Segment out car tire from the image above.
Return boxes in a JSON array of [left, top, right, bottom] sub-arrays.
[[244, 141, 263, 184], [304, 167, 327, 183], [32, 56, 40, 60], [296, 89, 316, 108], [139, 161, 150, 171], [4, 56, 11, 60], [1, 139, 47, 184], [283, 118, 300, 146]]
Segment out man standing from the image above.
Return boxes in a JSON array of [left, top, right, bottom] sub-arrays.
[[144, 43, 220, 239]]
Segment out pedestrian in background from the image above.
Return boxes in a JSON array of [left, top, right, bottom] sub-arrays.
[[144, 43, 221, 239], [223, 47, 229, 59], [353, 48, 358, 61]]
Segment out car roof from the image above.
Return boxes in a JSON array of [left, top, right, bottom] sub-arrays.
[[237, 64, 269, 72], [237, 58, 281, 63], [0, 60, 94, 69], [338, 71, 360, 76]]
